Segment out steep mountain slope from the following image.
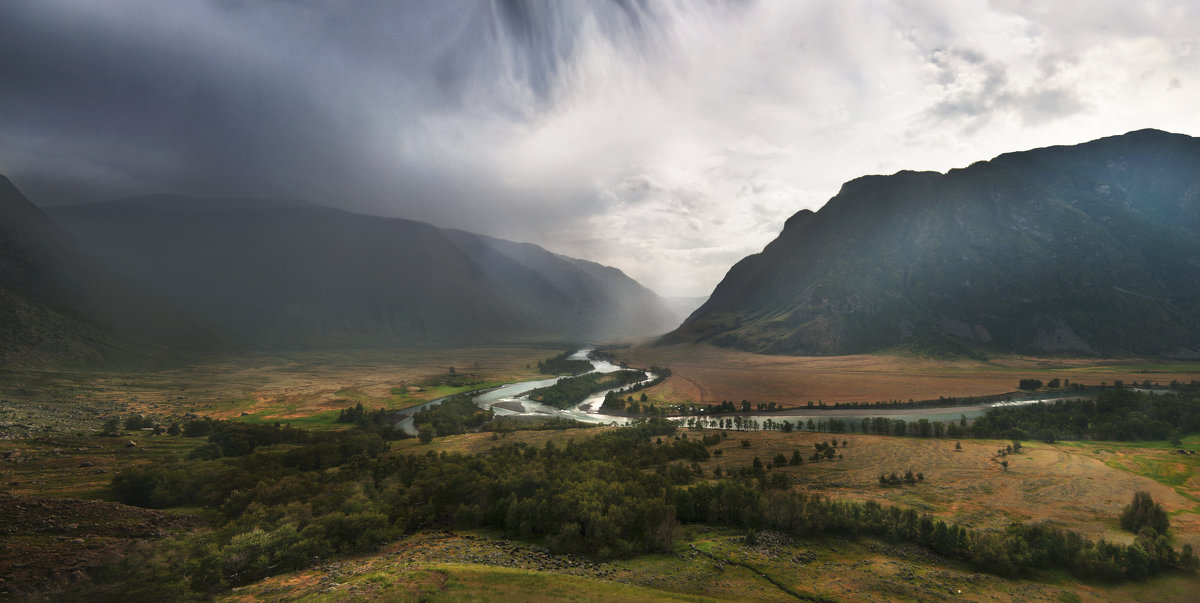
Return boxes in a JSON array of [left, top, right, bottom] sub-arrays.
[[0, 177, 226, 367], [662, 129, 1200, 357], [48, 197, 678, 348]]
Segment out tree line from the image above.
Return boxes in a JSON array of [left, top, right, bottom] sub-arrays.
[[526, 369, 647, 409], [536, 350, 594, 376], [90, 413, 1194, 599]]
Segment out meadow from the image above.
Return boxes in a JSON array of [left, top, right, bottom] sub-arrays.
[[5, 345, 1200, 601], [624, 343, 1200, 407], [219, 425, 1200, 602]]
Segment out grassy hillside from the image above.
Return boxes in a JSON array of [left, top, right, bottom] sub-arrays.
[[0, 176, 227, 368]]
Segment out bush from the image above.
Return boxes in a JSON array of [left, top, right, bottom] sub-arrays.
[[1119, 491, 1169, 535]]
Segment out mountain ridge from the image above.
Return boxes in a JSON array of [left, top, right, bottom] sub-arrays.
[[661, 129, 1200, 358], [48, 195, 680, 350], [0, 177, 230, 367]]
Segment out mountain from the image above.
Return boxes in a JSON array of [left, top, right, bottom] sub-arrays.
[[662, 129, 1200, 358], [48, 196, 679, 349], [0, 177, 226, 367]]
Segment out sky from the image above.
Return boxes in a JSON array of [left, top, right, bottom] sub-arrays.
[[2, 1, 1198, 297]]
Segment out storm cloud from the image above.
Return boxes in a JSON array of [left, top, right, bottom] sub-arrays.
[[2, 0, 1198, 296]]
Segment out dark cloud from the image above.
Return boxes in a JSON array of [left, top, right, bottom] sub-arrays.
[[1, 1, 1196, 297]]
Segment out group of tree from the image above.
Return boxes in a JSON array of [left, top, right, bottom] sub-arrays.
[[602, 366, 671, 401], [878, 470, 923, 486], [90, 408, 1196, 599], [536, 351, 593, 376], [970, 386, 1200, 442], [1018, 377, 1091, 391], [1120, 490, 1170, 535], [411, 394, 494, 440], [528, 369, 646, 409]]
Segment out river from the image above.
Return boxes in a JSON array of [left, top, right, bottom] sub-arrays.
[[394, 348, 652, 434], [395, 349, 1086, 434]]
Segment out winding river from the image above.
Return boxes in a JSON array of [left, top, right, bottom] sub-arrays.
[[396, 349, 1084, 434], [394, 349, 653, 434]]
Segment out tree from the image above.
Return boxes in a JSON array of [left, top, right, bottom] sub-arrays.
[[955, 441, 962, 451], [1120, 491, 1169, 535], [418, 427, 435, 444], [99, 418, 120, 436], [1180, 544, 1198, 572], [167, 422, 181, 436]]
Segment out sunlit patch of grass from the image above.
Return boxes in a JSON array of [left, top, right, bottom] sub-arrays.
[[234, 407, 343, 428]]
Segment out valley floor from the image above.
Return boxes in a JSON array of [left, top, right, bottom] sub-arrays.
[[220, 528, 1200, 602], [3, 347, 1200, 600], [625, 343, 1200, 407]]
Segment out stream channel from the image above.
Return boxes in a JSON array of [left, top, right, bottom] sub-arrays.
[[393, 349, 651, 435], [394, 349, 1083, 435]]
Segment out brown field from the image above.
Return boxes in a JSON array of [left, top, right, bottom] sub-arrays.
[[0, 346, 557, 436], [8, 344, 1200, 600], [691, 431, 1200, 548], [403, 428, 1200, 550], [622, 343, 1200, 406], [223, 527, 1200, 602]]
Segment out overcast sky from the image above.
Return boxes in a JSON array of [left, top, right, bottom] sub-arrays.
[[3, 1, 1198, 297]]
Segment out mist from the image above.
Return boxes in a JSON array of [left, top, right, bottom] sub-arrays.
[[2, 1, 1198, 296]]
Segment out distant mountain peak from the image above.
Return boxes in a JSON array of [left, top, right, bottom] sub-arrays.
[[662, 129, 1200, 358], [53, 193, 318, 215], [48, 196, 680, 349]]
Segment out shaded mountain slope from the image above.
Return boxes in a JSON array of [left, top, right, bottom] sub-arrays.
[[663, 129, 1200, 357], [0, 177, 226, 367], [49, 197, 678, 348]]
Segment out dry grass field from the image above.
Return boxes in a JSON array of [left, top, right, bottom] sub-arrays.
[[221, 425, 1200, 602], [622, 343, 1200, 406], [400, 428, 1200, 551], [0, 346, 557, 437], [223, 528, 1200, 602], [8, 345, 1200, 600]]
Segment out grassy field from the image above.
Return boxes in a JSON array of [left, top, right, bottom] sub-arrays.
[[398, 427, 1200, 550], [0, 431, 204, 500], [213, 424, 1200, 602], [621, 343, 1200, 407], [0, 346, 558, 437], [221, 525, 1200, 602], [7, 345, 1200, 600]]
